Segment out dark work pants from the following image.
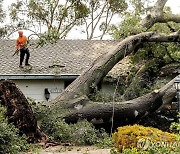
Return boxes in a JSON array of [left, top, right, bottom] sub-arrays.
[[20, 48, 30, 65]]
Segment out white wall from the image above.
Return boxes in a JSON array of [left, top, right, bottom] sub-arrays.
[[14, 79, 64, 101], [12, 79, 115, 102], [101, 82, 116, 95]]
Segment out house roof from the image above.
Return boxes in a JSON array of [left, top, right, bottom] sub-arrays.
[[0, 39, 131, 79]]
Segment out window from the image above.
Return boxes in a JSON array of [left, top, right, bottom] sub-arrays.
[[64, 79, 75, 89]]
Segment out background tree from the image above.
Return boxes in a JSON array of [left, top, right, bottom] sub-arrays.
[[0, 0, 7, 37], [0, 0, 179, 143], [8, 0, 89, 42], [8, 0, 128, 40], [6, 0, 159, 41], [109, 0, 180, 100], [81, 0, 128, 39], [51, 0, 180, 124]]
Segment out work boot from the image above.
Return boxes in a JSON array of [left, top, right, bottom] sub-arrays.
[[25, 64, 31, 66]]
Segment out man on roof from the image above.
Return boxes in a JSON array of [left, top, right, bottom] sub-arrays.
[[16, 30, 30, 68]]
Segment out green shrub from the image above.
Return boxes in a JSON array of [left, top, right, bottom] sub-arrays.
[[41, 117, 72, 143], [0, 106, 29, 154], [30, 101, 52, 121], [89, 91, 124, 103], [70, 121, 101, 145], [71, 122, 112, 146], [40, 114, 111, 146], [32, 101, 112, 146], [170, 122, 180, 134], [96, 135, 113, 148], [170, 113, 180, 135], [89, 91, 114, 102]]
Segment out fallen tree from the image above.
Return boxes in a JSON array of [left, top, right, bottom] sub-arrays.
[[0, 0, 179, 142], [50, 0, 180, 123], [51, 0, 180, 107], [52, 31, 180, 107], [64, 75, 177, 124]]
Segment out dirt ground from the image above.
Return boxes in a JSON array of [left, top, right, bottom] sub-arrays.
[[39, 145, 111, 154]]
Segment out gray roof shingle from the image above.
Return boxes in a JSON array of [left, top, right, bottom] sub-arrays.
[[0, 40, 122, 76]]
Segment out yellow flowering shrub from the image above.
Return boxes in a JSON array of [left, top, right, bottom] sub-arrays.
[[112, 124, 177, 151]]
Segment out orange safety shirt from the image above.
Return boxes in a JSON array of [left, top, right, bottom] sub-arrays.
[[16, 35, 27, 49]]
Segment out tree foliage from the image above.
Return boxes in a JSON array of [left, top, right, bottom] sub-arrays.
[[0, 0, 5, 22], [0, 1, 180, 152], [109, 7, 179, 100], [9, 0, 89, 39], [7, 0, 129, 40], [83, 0, 128, 39], [109, 0, 180, 97], [0, 0, 7, 37], [0, 107, 29, 154]]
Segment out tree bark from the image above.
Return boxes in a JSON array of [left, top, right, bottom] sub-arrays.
[[50, 0, 179, 109], [51, 0, 180, 108], [52, 32, 155, 106], [0, 80, 47, 143], [64, 76, 177, 124], [0, 0, 179, 137], [51, 31, 180, 108], [140, 0, 180, 29]]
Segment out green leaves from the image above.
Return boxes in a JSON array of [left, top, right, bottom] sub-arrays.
[[110, 0, 179, 69], [9, 1, 23, 21], [0, 107, 29, 154], [0, 0, 7, 38], [108, 0, 128, 13], [37, 28, 60, 47], [8, 0, 91, 39], [0, 0, 5, 22], [74, 1, 90, 19], [110, 14, 141, 39]]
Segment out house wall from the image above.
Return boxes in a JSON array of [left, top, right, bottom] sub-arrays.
[[14, 79, 64, 101], [11, 79, 115, 102], [101, 82, 116, 95]]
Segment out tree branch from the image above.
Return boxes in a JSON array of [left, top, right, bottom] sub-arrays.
[[147, 31, 180, 42], [52, 32, 155, 104], [100, 6, 113, 40], [151, 0, 168, 17], [140, 0, 180, 29], [64, 76, 177, 124], [159, 14, 180, 23], [50, 0, 60, 27]]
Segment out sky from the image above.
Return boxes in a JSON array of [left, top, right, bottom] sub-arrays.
[[2, 0, 180, 40]]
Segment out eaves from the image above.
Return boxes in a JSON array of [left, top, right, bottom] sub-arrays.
[[0, 74, 79, 80]]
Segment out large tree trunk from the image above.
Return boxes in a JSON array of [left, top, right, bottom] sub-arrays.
[[51, 31, 180, 108], [51, 32, 153, 106], [64, 76, 177, 124], [51, 0, 180, 119], [0, 0, 179, 140], [0, 80, 47, 143]]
